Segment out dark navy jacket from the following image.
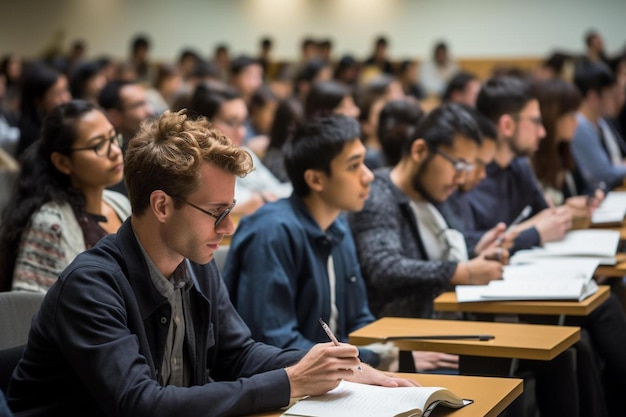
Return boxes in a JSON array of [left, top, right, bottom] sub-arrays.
[[465, 157, 548, 253], [223, 195, 378, 366], [8, 220, 303, 417]]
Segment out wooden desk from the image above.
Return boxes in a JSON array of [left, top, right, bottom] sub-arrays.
[[433, 285, 610, 317], [349, 317, 579, 361], [251, 373, 523, 417]]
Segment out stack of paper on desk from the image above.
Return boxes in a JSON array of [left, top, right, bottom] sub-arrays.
[[456, 259, 600, 302], [510, 229, 620, 266], [591, 191, 626, 225]]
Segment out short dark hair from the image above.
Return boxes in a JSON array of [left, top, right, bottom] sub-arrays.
[[284, 115, 360, 197], [230, 55, 259, 76], [378, 99, 425, 166], [131, 35, 150, 53], [261, 37, 273, 49], [405, 103, 482, 155], [375, 36, 388, 48], [442, 71, 478, 102], [304, 81, 352, 119], [476, 76, 533, 123], [584, 30, 599, 47], [188, 83, 240, 121], [69, 61, 103, 100], [98, 80, 136, 110], [573, 60, 616, 97]]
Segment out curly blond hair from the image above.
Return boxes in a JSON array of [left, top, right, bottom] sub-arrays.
[[125, 110, 254, 215]]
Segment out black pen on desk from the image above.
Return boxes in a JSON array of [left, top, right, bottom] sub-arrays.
[[495, 205, 532, 246], [386, 335, 495, 342], [319, 318, 362, 371]]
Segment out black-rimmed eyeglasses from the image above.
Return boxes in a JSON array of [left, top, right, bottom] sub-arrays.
[[430, 147, 474, 173], [171, 195, 236, 227], [71, 133, 123, 158]]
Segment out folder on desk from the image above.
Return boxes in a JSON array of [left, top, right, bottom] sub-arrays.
[[456, 259, 600, 302], [510, 229, 620, 265]]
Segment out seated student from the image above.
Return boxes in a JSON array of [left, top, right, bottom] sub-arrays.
[[17, 61, 72, 157], [223, 114, 398, 369], [189, 83, 292, 215], [440, 106, 613, 417], [262, 97, 304, 183], [356, 74, 406, 170], [304, 80, 360, 120], [570, 60, 626, 190], [464, 76, 572, 254], [466, 76, 626, 417], [441, 107, 512, 257], [376, 99, 425, 167], [441, 71, 481, 108], [0, 100, 130, 293], [531, 77, 604, 216], [349, 103, 505, 321], [6, 110, 415, 416]]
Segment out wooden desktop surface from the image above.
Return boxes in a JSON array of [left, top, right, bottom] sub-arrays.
[[250, 373, 523, 417], [349, 317, 579, 361], [433, 285, 610, 316]]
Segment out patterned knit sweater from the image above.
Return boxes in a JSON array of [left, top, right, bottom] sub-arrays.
[[11, 190, 131, 293], [347, 169, 457, 318]]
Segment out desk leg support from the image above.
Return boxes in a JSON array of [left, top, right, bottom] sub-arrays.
[[557, 314, 566, 326], [508, 358, 519, 377]]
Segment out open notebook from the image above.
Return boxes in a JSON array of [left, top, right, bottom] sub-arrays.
[[456, 259, 600, 302], [510, 229, 620, 265], [282, 380, 472, 417], [591, 191, 626, 226]]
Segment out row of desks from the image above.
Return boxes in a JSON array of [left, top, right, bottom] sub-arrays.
[[254, 284, 611, 416], [251, 209, 626, 416]]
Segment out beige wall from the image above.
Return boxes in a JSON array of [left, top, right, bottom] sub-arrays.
[[0, 0, 624, 62]]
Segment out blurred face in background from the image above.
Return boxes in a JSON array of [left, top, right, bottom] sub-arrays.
[[213, 98, 248, 146]]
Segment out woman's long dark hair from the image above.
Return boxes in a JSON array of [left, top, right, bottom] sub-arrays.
[[531, 78, 582, 190], [0, 100, 96, 291]]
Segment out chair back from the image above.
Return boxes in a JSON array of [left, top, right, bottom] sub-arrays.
[[0, 292, 45, 350]]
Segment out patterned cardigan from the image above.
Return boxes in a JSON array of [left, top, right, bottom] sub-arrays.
[[12, 190, 131, 293], [347, 169, 457, 318]]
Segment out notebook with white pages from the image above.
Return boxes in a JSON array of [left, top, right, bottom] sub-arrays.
[[510, 229, 620, 266], [455, 259, 601, 302], [281, 380, 472, 417], [591, 191, 626, 225]]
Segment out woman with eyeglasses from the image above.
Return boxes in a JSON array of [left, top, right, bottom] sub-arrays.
[[0, 100, 130, 292]]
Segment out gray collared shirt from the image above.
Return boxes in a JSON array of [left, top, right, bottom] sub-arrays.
[[135, 235, 190, 387]]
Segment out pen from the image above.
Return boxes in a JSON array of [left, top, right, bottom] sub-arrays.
[[586, 181, 606, 207], [319, 318, 362, 371], [495, 205, 532, 246], [386, 335, 495, 341]]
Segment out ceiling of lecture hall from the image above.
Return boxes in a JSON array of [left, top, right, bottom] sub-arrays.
[[0, 0, 624, 60]]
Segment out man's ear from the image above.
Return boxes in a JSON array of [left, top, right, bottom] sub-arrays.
[[499, 114, 515, 138], [50, 152, 72, 176], [150, 190, 172, 223], [409, 138, 429, 163], [303, 169, 325, 193]]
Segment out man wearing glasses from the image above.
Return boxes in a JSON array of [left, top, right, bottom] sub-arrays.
[[463, 76, 572, 252], [465, 76, 626, 417], [8, 110, 415, 416], [348, 103, 505, 373], [349, 103, 504, 321]]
